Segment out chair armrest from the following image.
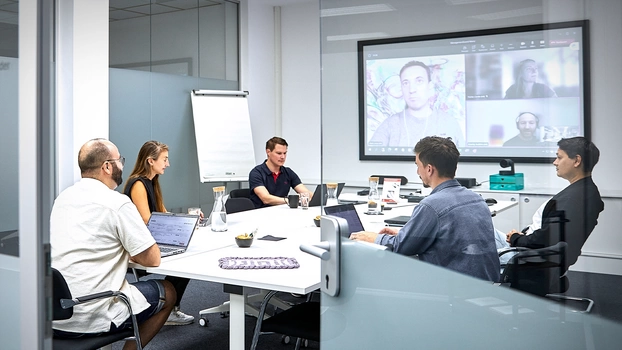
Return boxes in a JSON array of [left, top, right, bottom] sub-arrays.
[[60, 290, 142, 349], [498, 247, 530, 257]]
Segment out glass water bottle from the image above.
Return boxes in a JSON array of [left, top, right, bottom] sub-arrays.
[[326, 183, 339, 207], [210, 186, 228, 232], [367, 177, 381, 215]]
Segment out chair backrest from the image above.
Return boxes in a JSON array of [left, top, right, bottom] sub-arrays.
[[500, 241, 568, 296], [52, 268, 74, 320], [226, 197, 255, 214], [229, 188, 251, 199], [370, 175, 408, 185]]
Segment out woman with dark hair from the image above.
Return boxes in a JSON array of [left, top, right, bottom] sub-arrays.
[[504, 59, 557, 99], [123, 140, 195, 326]]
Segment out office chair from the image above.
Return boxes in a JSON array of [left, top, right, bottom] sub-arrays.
[[229, 188, 251, 199], [52, 268, 143, 350], [225, 197, 255, 214], [250, 290, 320, 350], [499, 242, 594, 313]]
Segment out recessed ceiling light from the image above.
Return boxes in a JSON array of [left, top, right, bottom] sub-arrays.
[[326, 32, 389, 42], [321, 4, 395, 17], [469, 6, 542, 20]]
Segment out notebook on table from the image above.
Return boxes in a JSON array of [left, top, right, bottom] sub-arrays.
[[147, 212, 200, 257], [323, 203, 365, 237], [309, 182, 345, 207]]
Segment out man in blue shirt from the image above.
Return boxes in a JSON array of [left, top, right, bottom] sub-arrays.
[[249, 136, 311, 208], [351, 136, 500, 282]]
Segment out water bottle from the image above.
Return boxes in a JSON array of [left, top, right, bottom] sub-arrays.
[[210, 186, 228, 232], [367, 177, 381, 215]]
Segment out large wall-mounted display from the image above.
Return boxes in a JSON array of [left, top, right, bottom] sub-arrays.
[[359, 20, 590, 163]]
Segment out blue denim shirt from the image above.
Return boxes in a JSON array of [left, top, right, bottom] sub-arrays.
[[376, 179, 500, 282]]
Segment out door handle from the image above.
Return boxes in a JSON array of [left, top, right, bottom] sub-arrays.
[[300, 242, 330, 260]]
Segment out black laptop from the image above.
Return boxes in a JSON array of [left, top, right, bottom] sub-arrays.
[[383, 215, 411, 226], [309, 183, 345, 207]]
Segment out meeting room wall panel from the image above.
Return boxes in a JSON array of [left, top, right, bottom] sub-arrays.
[[109, 1, 240, 212]]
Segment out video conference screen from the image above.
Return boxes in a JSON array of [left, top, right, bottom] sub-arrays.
[[358, 21, 590, 163]]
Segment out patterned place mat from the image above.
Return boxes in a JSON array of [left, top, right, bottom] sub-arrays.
[[218, 257, 300, 270]]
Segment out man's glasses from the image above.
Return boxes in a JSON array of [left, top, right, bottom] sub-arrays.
[[105, 156, 125, 166]]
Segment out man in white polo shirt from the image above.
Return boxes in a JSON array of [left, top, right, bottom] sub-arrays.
[[51, 138, 175, 349]]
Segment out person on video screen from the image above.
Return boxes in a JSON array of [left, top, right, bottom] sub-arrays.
[[369, 61, 464, 147], [503, 112, 542, 147], [504, 59, 557, 99]]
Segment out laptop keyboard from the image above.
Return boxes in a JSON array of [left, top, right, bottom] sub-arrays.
[[160, 246, 181, 254]]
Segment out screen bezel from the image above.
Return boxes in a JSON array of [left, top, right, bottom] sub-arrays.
[[358, 20, 590, 163]]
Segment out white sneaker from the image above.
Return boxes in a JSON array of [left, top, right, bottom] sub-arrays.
[[165, 306, 195, 326]]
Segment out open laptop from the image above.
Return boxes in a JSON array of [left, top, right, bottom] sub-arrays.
[[323, 203, 365, 237], [309, 183, 345, 207], [147, 212, 200, 257]]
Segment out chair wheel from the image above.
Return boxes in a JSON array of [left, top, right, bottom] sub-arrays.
[[302, 339, 309, 347], [199, 317, 209, 327], [220, 311, 229, 318], [281, 335, 290, 344]]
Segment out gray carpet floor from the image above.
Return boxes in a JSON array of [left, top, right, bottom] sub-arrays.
[[112, 274, 318, 350], [112, 271, 622, 350]]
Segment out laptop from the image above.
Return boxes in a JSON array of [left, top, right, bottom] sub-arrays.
[[309, 183, 345, 207], [323, 204, 365, 237], [147, 212, 200, 257], [383, 215, 411, 227]]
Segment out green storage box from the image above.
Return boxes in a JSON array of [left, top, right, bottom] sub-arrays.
[[489, 173, 524, 191]]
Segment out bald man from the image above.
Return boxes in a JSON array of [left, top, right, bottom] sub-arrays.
[[51, 138, 175, 350]]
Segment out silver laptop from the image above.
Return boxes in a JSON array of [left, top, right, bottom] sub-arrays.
[[147, 212, 200, 257]]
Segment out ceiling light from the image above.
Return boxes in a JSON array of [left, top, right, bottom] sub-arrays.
[[469, 6, 542, 20], [326, 32, 389, 42], [321, 4, 395, 17]]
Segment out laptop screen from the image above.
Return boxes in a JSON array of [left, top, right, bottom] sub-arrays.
[[324, 204, 365, 234], [309, 182, 346, 207], [147, 212, 199, 247]]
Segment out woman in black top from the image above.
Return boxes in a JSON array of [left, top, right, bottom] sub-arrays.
[[124, 140, 195, 326]]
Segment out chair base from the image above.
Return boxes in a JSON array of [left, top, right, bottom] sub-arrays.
[[546, 293, 594, 313]]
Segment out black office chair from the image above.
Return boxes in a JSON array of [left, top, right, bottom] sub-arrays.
[[250, 290, 319, 350], [225, 197, 255, 214], [229, 188, 251, 199], [499, 242, 594, 313], [52, 268, 143, 350]]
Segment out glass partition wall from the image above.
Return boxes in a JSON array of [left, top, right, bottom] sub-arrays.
[[109, 0, 240, 213], [319, 0, 622, 348]]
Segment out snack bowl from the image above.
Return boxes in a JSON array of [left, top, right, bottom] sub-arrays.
[[313, 215, 321, 227], [235, 234, 254, 248]]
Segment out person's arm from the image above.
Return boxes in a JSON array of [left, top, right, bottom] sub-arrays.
[[388, 203, 438, 255], [129, 181, 152, 224], [131, 243, 161, 267], [253, 185, 289, 206], [294, 183, 311, 196]]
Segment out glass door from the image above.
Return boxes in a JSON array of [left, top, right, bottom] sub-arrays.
[[318, 0, 622, 347]]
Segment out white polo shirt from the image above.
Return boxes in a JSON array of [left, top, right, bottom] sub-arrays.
[[51, 178, 156, 333]]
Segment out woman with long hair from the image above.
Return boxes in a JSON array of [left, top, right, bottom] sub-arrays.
[[123, 140, 195, 326], [504, 59, 557, 99]]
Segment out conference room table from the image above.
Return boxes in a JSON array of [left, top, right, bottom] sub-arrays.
[[131, 197, 516, 350]]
